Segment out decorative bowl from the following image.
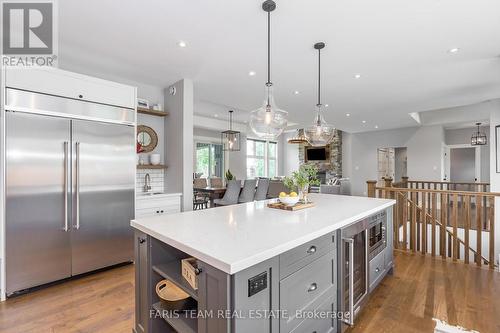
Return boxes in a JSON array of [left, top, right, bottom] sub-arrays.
[[150, 154, 161, 165], [278, 196, 300, 206]]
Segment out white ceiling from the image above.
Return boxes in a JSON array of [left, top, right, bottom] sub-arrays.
[[58, 0, 500, 133]]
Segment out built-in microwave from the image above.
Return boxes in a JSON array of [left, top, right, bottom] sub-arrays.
[[368, 211, 387, 261]]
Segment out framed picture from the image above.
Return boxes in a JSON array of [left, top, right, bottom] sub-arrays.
[[496, 125, 500, 173]]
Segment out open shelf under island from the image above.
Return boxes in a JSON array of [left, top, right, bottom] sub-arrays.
[[131, 193, 395, 333]]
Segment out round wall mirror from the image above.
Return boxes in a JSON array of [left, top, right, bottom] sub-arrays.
[[137, 125, 158, 153]]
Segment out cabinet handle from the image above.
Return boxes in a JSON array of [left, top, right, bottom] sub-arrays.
[[156, 210, 160, 214], [375, 267, 380, 273], [160, 210, 164, 213], [195, 268, 202, 275], [78, 94, 83, 98], [307, 283, 318, 292], [139, 238, 146, 244], [307, 246, 317, 254]]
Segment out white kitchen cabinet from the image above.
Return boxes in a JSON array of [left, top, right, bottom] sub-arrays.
[[135, 193, 182, 218], [4, 67, 135, 109]]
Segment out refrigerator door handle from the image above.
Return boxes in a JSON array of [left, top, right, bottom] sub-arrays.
[[63, 141, 69, 232], [342, 237, 355, 326], [75, 141, 81, 230]]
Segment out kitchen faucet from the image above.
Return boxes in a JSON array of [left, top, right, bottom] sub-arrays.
[[143, 173, 152, 192]]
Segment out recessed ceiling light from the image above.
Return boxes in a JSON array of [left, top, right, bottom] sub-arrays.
[[448, 47, 459, 53], [362, 120, 366, 124], [346, 113, 350, 117], [324, 104, 329, 107], [214, 114, 219, 118], [178, 40, 187, 48], [248, 71, 256, 76], [374, 125, 379, 129], [293, 90, 300, 95], [354, 74, 361, 79]]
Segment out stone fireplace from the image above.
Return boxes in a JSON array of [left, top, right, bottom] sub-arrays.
[[298, 129, 342, 180]]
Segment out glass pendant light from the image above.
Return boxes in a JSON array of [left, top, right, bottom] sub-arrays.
[[221, 110, 241, 151], [304, 42, 335, 147], [288, 129, 308, 144], [471, 122, 487, 146], [249, 0, 288, 140]]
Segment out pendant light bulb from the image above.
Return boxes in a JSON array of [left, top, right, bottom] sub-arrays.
[[249, 0, 288, 140], [304, 42, 335, 147]]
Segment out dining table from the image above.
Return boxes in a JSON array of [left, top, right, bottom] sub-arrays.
[[193, 186, 227, 207]]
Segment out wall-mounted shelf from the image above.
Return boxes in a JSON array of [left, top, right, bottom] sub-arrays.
[[137, 107, 169, 117], [137, 164, 168, 170]]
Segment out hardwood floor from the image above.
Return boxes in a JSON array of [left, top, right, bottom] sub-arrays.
[[350, 250, 500, 333], [0, 252, 499, 333], [0, 264, 134, 333]]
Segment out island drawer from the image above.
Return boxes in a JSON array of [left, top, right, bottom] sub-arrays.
[[279, 232, 335, 279], [369, 249, 386, 292], [289, 292, 337, 333], [280, 252, 335, 332]]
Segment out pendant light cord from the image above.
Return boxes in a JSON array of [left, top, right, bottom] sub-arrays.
[[317, 47, 321, 107], [267, 11, 271, 86]]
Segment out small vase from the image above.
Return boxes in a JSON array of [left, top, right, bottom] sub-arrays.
[[299, 185, 310, 204]]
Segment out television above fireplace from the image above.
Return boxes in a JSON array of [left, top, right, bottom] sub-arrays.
[[305, 146, 330, 162]]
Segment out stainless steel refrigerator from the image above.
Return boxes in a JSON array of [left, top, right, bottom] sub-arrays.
[[4, 88, 135, 295]]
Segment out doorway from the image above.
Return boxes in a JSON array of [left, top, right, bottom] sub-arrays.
[[377, 147, 407, 184], [450, 147, 477, 182], [443, 145, 480, 183]]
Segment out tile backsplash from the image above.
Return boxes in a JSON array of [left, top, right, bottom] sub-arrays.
[[136, 169, 165, 193]]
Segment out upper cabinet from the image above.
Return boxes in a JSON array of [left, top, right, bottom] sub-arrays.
[[4, 67, 136, 109]]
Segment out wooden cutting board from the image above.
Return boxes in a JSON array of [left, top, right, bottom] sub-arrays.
[[267, 202, 315, 211]]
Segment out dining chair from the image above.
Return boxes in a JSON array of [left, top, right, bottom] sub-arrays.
[[267, 180, 289, 198], [210, 177, 223, 188], [193, 178, 207, 188], [213, 180, 240, 206], [254, 178, 270, 201], [238, 179, 257, 203]]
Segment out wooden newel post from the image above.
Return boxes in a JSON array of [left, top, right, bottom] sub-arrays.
[[383, 177, 393, 188], [402, 176, 409, 188], [367, 180, 377, 198]]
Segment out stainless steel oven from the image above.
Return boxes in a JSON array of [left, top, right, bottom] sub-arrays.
[[338, 217, 369, 332], [368, 211, 387, 260]]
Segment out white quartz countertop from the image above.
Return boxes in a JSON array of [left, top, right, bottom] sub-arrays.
[[131, 193, 395, 274]]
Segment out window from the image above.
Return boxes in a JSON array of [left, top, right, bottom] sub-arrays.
[[195, 143, 224, 178], [246, 139, 278, 178]]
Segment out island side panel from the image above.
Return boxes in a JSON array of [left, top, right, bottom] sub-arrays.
[[230, 257, 280, 333], [197, 261, 231, 333], [385, 208, 394, 272], [134, 230, 151, 333]]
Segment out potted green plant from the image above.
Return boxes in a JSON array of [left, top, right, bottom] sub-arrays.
[[283, 164, 320, 203], [225, 169, 234, 181]]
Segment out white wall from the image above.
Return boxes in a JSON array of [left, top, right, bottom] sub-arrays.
[[278, 132, 300, 177], [444, 126, 490, 182], [343, 125, 445, 196], [488, 99, 500, 266], [165, 79, 194, 211]]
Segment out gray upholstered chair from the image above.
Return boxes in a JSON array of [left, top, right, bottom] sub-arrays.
[[210, 177, 223, 188], [267, 180, 289, 198], [255, 178, 270, 201], [213, 180, 240, 206], [320, 184, 340, 195], [238, 179, 257, 203]]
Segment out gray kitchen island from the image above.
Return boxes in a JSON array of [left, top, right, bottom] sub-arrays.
[[131, 193, 395, 333]]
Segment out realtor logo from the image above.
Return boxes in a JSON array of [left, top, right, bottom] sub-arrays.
[[2, 0, 58, 66]]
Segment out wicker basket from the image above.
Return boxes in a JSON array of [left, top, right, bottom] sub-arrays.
[[155, 279, 196, 310]]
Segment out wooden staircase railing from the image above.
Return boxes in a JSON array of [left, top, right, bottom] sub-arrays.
[[368, 178, 498, 270]]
